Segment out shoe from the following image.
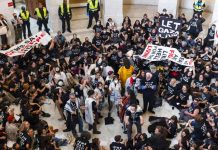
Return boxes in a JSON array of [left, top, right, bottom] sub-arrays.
[[123, 131, 127, 134], [87, 26, 91, 29], [41, 112, 51, 117], [58, 118, 64, 121], [148, 110, 155, 114], [68, 30, 72, 33], [62, 31, 65, 33], [93, 131, 101, 134], [99, 114, 103, 118], [88, 126, 93, 130], [143, 109, 146, 113], [63, 129, 71, 132], [96, 121, 100, 124]]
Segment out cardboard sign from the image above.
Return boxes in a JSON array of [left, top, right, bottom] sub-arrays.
[[158, 17, 182, 38], [140, 44, 194, 67], [0, 32, 51, 57]]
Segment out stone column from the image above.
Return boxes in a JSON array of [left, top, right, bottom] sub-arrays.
[[46, 0, 63, 33], [158, 0, 180, 18], [103, 0, 123, 26], [212, 0, 218, 23]]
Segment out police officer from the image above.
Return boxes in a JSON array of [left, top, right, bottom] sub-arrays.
[[34, 2, 50, 34], [58, 0, 72, 33], [19, 6, 32, 39], [193, 0, 205, 16], [87, 0, 100, 29]]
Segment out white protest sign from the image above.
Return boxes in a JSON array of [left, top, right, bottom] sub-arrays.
[[0, 32, 52, 57], [140, 44, 194, 67]]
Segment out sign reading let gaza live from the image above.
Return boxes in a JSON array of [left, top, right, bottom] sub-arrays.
[[158, 17, 182, 38]]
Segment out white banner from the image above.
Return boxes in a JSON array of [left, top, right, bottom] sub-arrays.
[[215, 22, 218, 45], [0, 32, 52, 57], [139, 44, 194, 67]]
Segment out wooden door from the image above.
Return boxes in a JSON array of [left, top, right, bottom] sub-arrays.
[[25, 0, 46, 18]]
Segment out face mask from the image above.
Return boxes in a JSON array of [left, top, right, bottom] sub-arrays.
[[114, 80, 118, 84], [167, 42, 171, 45], [97, 23, 100, 25], [132, 77, 136, 80], [103, 31, 106, 33]]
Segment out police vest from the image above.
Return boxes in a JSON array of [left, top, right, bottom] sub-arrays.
[[60, 4, 70, 16], [88, 0, 98, 12], [20, 11, 30, 21], [194, 1, 205, 12], [35, 7, 47, 19]]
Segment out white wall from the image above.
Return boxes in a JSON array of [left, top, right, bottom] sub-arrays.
[[123, 0, 159, 5], [180, 0, 215, 12]]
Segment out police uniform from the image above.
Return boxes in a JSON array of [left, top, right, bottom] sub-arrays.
[[34, 6, 50, 34], [193, 0, 205, 16], [87, 0, 100, 29], [19, 9, 32, 39], [58, 2, 72, 33]]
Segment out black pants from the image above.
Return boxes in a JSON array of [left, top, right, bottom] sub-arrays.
[[88, 11, 99, 28], [0, 34, 7, 45], [61, 18, 71, 33], [193, 10, 203, 17], [142, 91, 155, 112], [22, 21, 32, 39], [37, 19, 50, 34], [127, 121, 141, 140]]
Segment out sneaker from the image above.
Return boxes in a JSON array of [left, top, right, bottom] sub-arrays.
[[93, 131, 101, 134], [148, 110, 155, 114], [41, 112, 51, 117], [63, 129, 71, 132], [123, 130, 127, 134]]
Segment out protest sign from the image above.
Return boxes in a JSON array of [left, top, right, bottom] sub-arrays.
[[158, 17, 182, 38], [0, 32, 51, 57], [140, 44, 194, 67]]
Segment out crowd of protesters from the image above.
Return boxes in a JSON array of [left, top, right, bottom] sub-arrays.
[[0, 0, 218, 149]]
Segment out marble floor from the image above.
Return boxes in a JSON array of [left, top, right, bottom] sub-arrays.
[[8, 3, 213, 149]]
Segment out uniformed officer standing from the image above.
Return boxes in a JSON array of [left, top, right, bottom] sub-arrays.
[[87, 0, 100, 29], [34, 2, 50, 34], [58, 0, 72, 33], [19, 6, 32, 39], [193, 0, 205, 16]]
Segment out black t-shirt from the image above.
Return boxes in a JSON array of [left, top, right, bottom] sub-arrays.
[[101, 32, 110, 41], [167, 84, 177, 96], [194, 79, 208, 90], [93, 25, 103, 33], [125, 106, 143, 123], [74, 137, 90, 150], [92, 36, 103, 47], [211, 83, 218, 97], [178, 91, 189, 103], [201, 92, 211, 102], [18, 131, 32, 150], [110, 142, 126, 150]]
